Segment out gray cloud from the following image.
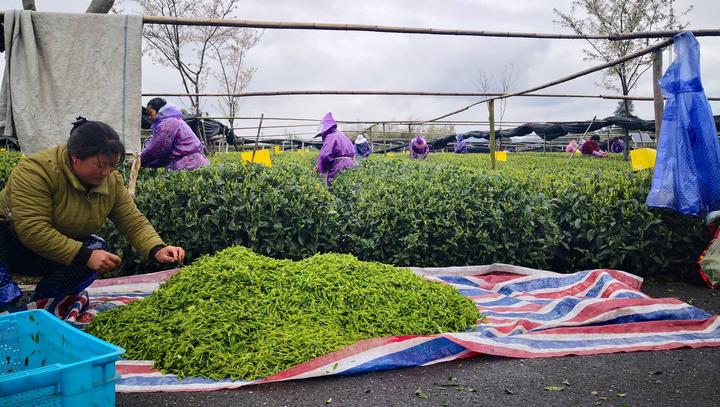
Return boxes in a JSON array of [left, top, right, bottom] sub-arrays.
[[1, 0, 717, 136]]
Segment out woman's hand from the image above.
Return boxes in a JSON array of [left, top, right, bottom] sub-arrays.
[[87, 250, 121, 273], [154, 245, 185, 265]]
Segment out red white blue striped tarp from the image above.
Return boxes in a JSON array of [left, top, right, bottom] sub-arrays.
[[42, 264, 720, 392]]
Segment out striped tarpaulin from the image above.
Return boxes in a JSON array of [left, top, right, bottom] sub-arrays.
[[71, 265, 720, 392]]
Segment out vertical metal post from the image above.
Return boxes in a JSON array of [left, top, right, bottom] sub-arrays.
[[489, 99, 497, 170]]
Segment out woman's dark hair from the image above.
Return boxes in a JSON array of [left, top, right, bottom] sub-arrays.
[[67, 116, 126, 165], [146, 97, 167, 112], [591, 135, 601, 141]]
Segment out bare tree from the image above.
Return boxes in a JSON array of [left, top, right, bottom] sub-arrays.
[[472, 64, 517, 130], [472, 64, 517, 150], [138, 0, 248, 115], [614, 99, 635, 116], [210, 30, 261, 129], [555, 0, 690, 157]]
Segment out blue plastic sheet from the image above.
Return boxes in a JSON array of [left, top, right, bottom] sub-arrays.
[[646, 32, 720, 216]]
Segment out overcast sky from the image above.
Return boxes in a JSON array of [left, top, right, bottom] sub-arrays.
[[1, 0, 718, 138]]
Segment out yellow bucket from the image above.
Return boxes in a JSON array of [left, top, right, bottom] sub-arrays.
[[240, 149, 272, 167], [630, 148, 656, 171]]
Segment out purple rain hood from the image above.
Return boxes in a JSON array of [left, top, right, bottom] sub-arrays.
[[409, 135, 429, 159]]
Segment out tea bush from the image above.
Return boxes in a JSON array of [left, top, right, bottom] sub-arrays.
[[100, 160, 340, 273], [0, 151, 22, 190], [0, 150, 706, 278], [332, 159, 560, 269]]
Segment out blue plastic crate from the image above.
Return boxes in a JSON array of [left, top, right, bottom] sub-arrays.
[[0, 309, 124, 406]]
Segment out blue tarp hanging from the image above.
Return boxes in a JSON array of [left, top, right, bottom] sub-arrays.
[[646, 32, 720, 216]]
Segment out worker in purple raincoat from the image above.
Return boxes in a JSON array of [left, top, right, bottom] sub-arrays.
[[314, 112, 357, 185], [454, 134, 468, 154], [409, 135, 429, 160], [610, 137, 626, 153], [142, 98, 210, 171]]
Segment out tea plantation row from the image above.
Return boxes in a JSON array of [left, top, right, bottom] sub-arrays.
[[0, 151, 704, 278]]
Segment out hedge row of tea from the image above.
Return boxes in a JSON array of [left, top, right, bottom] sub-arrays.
[[0, 151, 704, 277]]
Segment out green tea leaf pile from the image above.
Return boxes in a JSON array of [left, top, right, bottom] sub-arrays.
[[87, 246, 480, 380]]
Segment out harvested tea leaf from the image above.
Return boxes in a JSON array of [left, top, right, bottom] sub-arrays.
[[88, 246, 481, 380]]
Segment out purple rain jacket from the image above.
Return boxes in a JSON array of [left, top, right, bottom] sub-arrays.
[[316, 112, 357, 185], [141, 105, 210, 171], [454, 134, 468, 154], [409, 136, 429, 159]]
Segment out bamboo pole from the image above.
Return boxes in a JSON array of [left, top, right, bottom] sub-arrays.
[[127, 153, 141, 199], [566, 116, 597, 164], [251, 113, 264, 162], [194, 115, 530, 124], [141, 90, 720, 101], [608, 29, 720, 41], [382, 123, 387, 154], [3, 11, 716, 40], [420, 38, 674, 124], [138, 15, 610, 39], [623, 127, 630, 161], [607, 130, 611, 153], [198, 119, 209, 155], [489, 100, 496, 170], [653, 49, 665, 146], [231, 123, 318, 130]]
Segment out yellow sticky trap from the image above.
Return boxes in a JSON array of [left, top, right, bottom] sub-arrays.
[[630, 148, 656, 171], [274, 146, 282, 154], [240, 149, 272, 167], [495, 151, 508, 162]]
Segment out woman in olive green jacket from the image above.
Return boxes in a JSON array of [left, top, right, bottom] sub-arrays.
[[0, 117, 184, 306]]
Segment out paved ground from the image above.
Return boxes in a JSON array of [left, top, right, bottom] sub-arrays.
[[118, 281, 719, 407]]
